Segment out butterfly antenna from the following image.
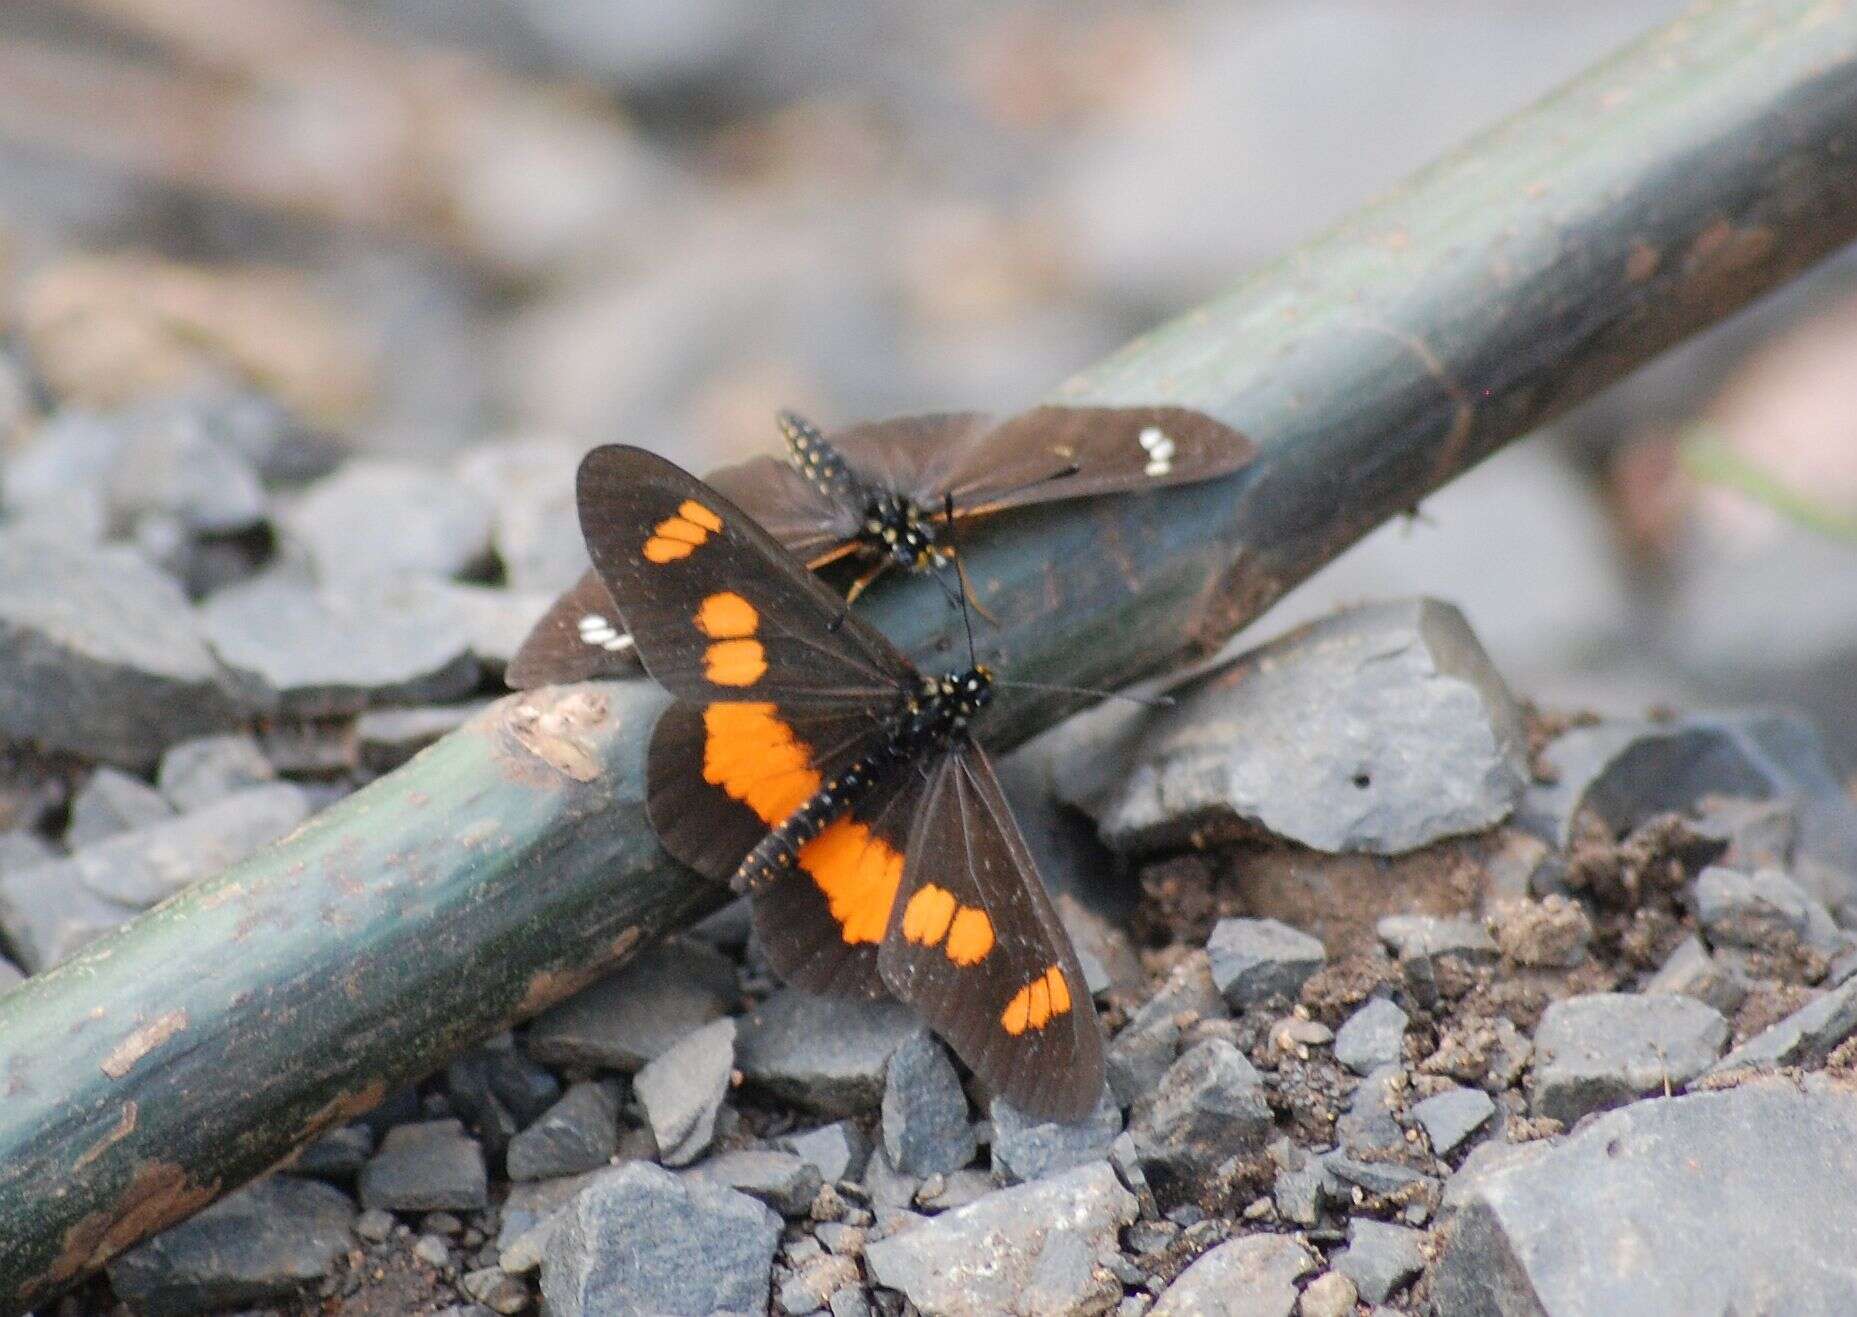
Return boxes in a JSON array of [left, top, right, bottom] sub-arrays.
[[994, 678, 1175, 709], [945, 491, 980, 670]]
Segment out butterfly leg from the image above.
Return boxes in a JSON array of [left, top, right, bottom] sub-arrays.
[[843, 558, 892, 607], [948, 550, 999, 626]]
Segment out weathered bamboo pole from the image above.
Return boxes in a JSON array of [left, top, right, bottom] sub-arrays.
[[3, 0, 1855, 1306]]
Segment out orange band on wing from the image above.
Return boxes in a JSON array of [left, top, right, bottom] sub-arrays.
[[644, 501, 723, 563], [704, 638, 767, 686], [902, 883, 994, 965], [1000, 966, 1073, 1036], [696, 591, 759, 639], [800, 818, 903, 945], [702, 703, 819, 825]]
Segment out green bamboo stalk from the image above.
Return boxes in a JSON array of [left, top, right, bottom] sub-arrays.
[[2, 0, 1854, 1306]]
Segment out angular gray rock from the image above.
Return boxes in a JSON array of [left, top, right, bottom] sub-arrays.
[[1531, 993, 1728, 1126], [282, 459, 494, 585], [1432, 1082, 1857, 1314], [454, 437, 586, 595], [1411, 1086, 1496, 1157], [1207, 917, 1326, 1009], [1105, 950, 1227, 1105], [778, 1121, 868, 1184], [201, 574, 479, 717], [541, 1161, 780, 1317], [991, 1085, 1123, 1185], [0, 865, 136, 972], [507, 1080, 620, 1181], [736, 989, 926, 1116], [0, 957, 22, 993], [635, 1015, 735, 1166], [107, 1176, 355, 1317], [1334, 998, 1408, 1076], [156, 734, 276, 811], [446, 1032, 563, 1161], [1643, 934, 1750, 1016], [356, 703, 485, 772], [1696, 865, 1838, 953], [66, 768, 173, 847], [864, 1161, 1137, 1317], [881, 1033, 975, 1176], [1377, 914, 1497, 1006], [1297, 1271, 1360, 1317], [27, 782, 311, 910], [525, 937, 737, 1072], [1095, 599, 1528, 855], [1709, 977, 1857, 1075], [681, 1148, 822, 1217], [1337, 1063, 1411, 1156], [358, 1119, 488, 1212], [0, 535, 244, 765], [1149, 1232, 1318, 1317], [1332, 1218, 1427, 1303], [1518, 712, 1857, 926], [1130, 1039, 1272, 1183], [105, 397, 270, 535], [291, 1123, 374, 1182]]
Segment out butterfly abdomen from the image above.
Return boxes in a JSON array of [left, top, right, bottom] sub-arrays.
[[733, 741, 906, 894]]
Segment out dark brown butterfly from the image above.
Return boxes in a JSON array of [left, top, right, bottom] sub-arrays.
[[578, 444, 1105, 1119], [506, 405, 1254, 688]]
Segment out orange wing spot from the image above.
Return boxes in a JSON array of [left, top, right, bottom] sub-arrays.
[[944, 906, 995, 965], [1045, 966, 1072, 1014], [644, 535, 696, 563], [902, 884, 957, 946], [644, 507, 719, 563], [1002, 984, 1032, 1036], [704, 638, 767, 687], [1027, 976, 1052, 1030], [702, 703, 819, 825], [1000, 964, 1073, 1036], [696, 592, 758, 639], [800, 818, 903, 945]]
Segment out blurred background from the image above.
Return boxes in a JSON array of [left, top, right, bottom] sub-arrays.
[[0, 0, 1853, 767]]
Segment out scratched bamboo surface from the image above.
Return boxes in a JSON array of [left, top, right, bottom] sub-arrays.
[[1, 1, 1854, 1307]]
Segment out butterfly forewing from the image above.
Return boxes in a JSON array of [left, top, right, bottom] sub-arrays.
[[878, 743, 1106, 1121], [576, 445, 911, 707], [937, 404, 1257, 516]]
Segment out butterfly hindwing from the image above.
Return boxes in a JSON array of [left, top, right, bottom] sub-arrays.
[[505, 568, 634, 688], [747, 766, 928, 1002], [577, 445, 911, 707], [877, 743, 1106, 1121]]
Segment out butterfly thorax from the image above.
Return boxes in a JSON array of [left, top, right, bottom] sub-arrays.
[[730, 667, 993, 896], [863, 492, 945, 571]]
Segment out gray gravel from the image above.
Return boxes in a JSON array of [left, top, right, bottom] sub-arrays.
[[635, 1015, 735, 1167], [1433, 1082, 1857, 1314], [358, 1119, 488, 1213], [736, 989, 926, 1117], [0, 534, 245, 765], [108, 1176, 355, 1317], [864, 1160, 1136, 1317], [1531, 992, 1728, 1126], [1095, 599, 1528, 855], [541, 1161, 781, 1317], [880, 1032, 975, 1177], [1207, 917, 1326, 1009]]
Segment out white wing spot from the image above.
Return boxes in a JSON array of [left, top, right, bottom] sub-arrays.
[[578, 613, 626, 649], [1138, 425, 1175, 477]]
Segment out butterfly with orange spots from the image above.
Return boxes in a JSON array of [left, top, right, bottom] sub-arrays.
[[577, 445, 1105, 1120]]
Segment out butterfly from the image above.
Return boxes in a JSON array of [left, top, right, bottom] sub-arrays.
[[577, 443, 1106, 1119], [506, 405, 1254, 689]]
